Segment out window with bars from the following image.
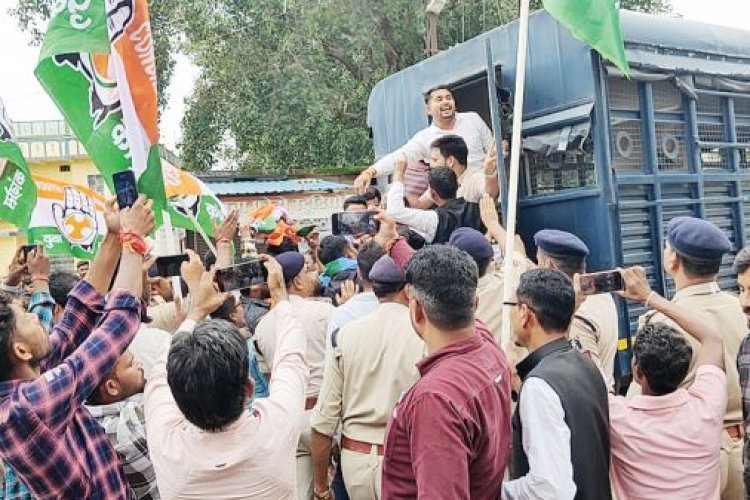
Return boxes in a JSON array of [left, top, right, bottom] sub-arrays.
[[695, 90, 750, 171], [524, 130, 596, 196], [608, 77, 644, 172]]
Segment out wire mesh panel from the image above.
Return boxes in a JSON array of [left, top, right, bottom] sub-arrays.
[[652, 80, 683, 113], [655, 122, 687, 171], [696, 94, 722, 115], [738, 125, 750, 169], [698, 122, 730, 170], [608, 78, 640, 111], [734, 96, 750, 117], [611, 119, 644, 171], [525, 149, 596, 196]]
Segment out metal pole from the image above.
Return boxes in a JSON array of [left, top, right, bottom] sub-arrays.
[[484, 38, 507, 221], [500, 0, 530, 347]]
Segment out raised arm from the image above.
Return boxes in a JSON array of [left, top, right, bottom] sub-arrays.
[[86, 198, 126, 296], [483, 141, 500, 200], [145, 250, 228, 440], [354, 136, 429, 193], [213, 209, 239, 269], [261, 255, 309, 417], [619, 266, 723, 370], [479, 193, 527, 257], [23, 196, 154, 426], [385, 161, 438, 243]]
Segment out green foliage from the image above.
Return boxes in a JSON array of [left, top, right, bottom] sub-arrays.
[[12, 0, 176, 109], [12, 0, 671, 173]]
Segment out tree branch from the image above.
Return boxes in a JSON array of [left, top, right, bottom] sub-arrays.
[[325, 45, 364, 82], [374, 14, 401, 70]]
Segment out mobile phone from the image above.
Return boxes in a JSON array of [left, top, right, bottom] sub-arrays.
[[331, 211, 380, 236], [113, 170, 139, 209], [154, 254, 189, 278], [21, 245, 36, 260], [215, 260, 269, 292], [579, 270, 624, 295]]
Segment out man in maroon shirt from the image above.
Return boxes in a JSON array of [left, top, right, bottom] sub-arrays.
[[381, 245, 512, 499]]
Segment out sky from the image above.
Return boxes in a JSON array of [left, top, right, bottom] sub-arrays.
[[0, 0, 748, 152]]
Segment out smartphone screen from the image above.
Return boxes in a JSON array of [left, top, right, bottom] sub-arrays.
[[331, 211, 380, 236], [154, 254, 189, 278], [215, 260, 269, 292], [579, 270, 624, 295], [113, 170, 139, 209], [21, 245, 36, 261]]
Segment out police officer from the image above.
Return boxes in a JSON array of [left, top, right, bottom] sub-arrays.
[[310, 255, 425, 500], [534, 229, 619, 389], [448, 227, 505, 341], [254, 251, 333, 500], [636, 216, 745, 500]]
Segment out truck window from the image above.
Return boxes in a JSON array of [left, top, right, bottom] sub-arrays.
[[523, 124, 596, 196]]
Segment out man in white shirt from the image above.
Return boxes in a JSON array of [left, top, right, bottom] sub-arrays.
[[386, 163, 483, 244], [503, 268, 611, 500], [354, 86, 492, 193], [145, 252, 309, 500]]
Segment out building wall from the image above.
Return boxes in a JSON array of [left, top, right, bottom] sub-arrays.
[[0, 121, 109, 271], [220, 190, 355, 233]]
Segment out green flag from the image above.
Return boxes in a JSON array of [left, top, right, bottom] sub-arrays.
[[543, 0, 630, 76], [34, 0, 167, 221], [0, 99, 37, 229]]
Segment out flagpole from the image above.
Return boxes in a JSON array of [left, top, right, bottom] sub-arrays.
[[180, 198, 218, 257], [500, 0, 531, 348]]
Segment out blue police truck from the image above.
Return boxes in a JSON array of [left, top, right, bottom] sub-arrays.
[[366, 10, 750, 388]]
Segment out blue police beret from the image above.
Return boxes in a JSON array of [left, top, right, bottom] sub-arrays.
[[448, 227, 494, 263], [275, 252, 306, 284], [534, 229, 589, 257], [369, 255, 406, 284], [667, 216, 731, 261]]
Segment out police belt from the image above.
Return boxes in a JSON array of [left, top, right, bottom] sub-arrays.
[[341, 435, 384, 456]]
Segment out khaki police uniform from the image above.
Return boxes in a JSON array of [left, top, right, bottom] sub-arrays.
[[477, 252, 530, 346], [572, 293, 619, 390], [310, 302, 425, 499], [635, 282, 746, 500], [255, 294, 333, 500]]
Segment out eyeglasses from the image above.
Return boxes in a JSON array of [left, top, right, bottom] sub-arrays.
[[503, 301, 536, 314]]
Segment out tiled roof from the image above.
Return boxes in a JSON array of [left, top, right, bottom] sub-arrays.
[[204, 178, 351, 196]]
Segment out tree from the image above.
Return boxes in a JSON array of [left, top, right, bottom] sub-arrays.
[[12, 0, 671, 172]]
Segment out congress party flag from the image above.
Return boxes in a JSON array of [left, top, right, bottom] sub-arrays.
[[543, 0, 630, 77], [35, 0, 167, 220], [162, 164, 227, 238], [0, 99, 36, 229], [28, 176, 107, 260]]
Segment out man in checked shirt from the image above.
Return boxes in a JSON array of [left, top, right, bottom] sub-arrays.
[[0, 195, 154, 499]]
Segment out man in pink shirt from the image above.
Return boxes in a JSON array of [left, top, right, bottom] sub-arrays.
[[611, 266, 726, 499]]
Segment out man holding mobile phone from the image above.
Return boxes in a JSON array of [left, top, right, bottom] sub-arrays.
[[634, 216, 745, 499], [534, 229, 619, 390]]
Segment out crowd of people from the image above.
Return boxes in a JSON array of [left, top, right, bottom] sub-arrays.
[[0, 82, 746, 500]]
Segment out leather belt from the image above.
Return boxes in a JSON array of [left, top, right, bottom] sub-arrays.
[[341, 435, 384, 456], [305, 396, 318, 411], [725, 424, 744, 440]]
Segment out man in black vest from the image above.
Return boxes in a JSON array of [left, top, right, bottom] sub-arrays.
[[502, 268, 611, 500], [385, 161, 483, 244]]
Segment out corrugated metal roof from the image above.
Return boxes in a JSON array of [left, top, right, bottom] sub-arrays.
[[205, 178, 351, 196]]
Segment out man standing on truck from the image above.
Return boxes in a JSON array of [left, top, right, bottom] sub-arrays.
[[353, 86, 493, 197], [634, 216, 746, 500]]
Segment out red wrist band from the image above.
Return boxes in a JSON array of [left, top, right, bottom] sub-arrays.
[[120, 232, 148, 256]]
